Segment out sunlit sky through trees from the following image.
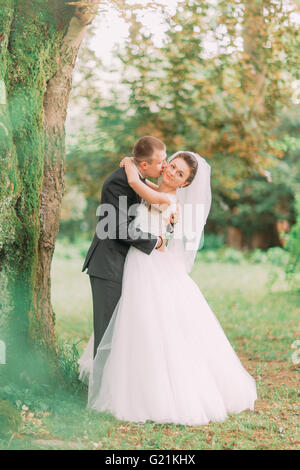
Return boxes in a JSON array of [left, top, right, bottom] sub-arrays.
[[89, 0, 300, 64]]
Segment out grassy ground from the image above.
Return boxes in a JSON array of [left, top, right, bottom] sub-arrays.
[[1, 245, 299, 450]]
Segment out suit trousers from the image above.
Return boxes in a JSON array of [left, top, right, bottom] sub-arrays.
[[89, 275, 122, 358]]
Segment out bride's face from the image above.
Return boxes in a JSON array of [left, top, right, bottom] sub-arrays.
[[162, 158, 191, 189]]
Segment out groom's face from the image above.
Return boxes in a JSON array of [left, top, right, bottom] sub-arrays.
[[142, 149, 167, 179]]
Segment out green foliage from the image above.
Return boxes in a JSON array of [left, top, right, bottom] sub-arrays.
[[117, 0, 299, 176], [65, 0, 300, 246], [0, 399, 22, 436], [1, 383, 51, 414], [285, 196, 300, 284], [201, 233, 225, 251], [54, 237, 82, 260], [212, 168, 296, 237], [57, 339, 84, 390], [266, 247, 289, 267], [248, 249, 267, 264], [210, 108, 300, 245], [54, 236, 91, 260], [220, 247, 245, 264], [201, 247, 245, 264], [199, 250, 219, 263], [76, 239, 93, 260], [199, 244, 293, 268]]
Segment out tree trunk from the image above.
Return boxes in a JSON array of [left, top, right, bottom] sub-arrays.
[[226, 227, 243, 250], [0, 0, 97, 375]]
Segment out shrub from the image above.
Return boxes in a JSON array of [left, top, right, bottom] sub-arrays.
[[57, 339, 84, 391], [285, 196, 300, 283], [75, 239, 92, 259], [201, 233, 225, 251], [266, 247, 289, 267], [248, 249, 267, 264], [0, 400, 22, 436], [219, 247, 244, 264], [54, 238, 86, 260], [200, 250, 218, 263]]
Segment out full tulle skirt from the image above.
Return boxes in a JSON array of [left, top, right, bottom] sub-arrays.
[[79, 246, 257, 426]]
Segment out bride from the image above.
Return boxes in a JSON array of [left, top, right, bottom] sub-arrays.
[[78, 151, 257, 426]]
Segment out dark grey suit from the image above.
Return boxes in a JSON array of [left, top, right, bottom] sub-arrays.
[[82, 167, 158, 357]]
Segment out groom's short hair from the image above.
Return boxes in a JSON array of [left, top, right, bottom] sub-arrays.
[[133, 136, 166, 164]]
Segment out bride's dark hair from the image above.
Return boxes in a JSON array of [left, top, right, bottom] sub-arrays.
[[172, 152, 198, 186]]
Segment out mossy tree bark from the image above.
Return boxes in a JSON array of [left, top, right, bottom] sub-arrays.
[[0, 0, 98, 375]]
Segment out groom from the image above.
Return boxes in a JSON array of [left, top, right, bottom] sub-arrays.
[[82, 136, 168, 357]]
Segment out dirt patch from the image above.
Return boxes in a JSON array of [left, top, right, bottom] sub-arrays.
[[262, 364, 299, 388], [238, 353, 299, 388], [235, 352, 300, 419]]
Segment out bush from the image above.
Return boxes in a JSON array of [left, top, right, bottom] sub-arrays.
[[219, 247, 245, 264], [248, 249, 268, 264], [57, 339, 85, 391], [201, 233, 225, 251], [54, 237, 90, 260], [198, 246, 245, 264], [54, 238, 80, 260], [199, 250, 218, 263], [0, 400, 22, 436], [74, 238, 91, 259], [266, 247, 289, 267], [285, 196, 300, 282]]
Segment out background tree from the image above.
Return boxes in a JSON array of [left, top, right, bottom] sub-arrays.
[[66, 0, 300, 247]]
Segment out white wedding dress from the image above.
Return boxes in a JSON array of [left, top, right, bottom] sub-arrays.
[[79, 194, 257, 426]]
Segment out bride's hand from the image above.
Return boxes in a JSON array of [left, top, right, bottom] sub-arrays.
[[120, 155, 140, 185], [120, 156, 133, 167]]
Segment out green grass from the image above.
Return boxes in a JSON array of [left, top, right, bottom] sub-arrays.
[[0, 244, 299, 450]]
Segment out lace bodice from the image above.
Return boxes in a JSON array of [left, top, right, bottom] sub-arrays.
[[133, 193, 177, 237]]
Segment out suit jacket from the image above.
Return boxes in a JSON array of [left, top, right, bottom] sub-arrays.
[[82, 166, 158, 282]]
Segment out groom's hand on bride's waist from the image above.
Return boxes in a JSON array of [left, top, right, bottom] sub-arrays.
[[155, 235, 167, 252]]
